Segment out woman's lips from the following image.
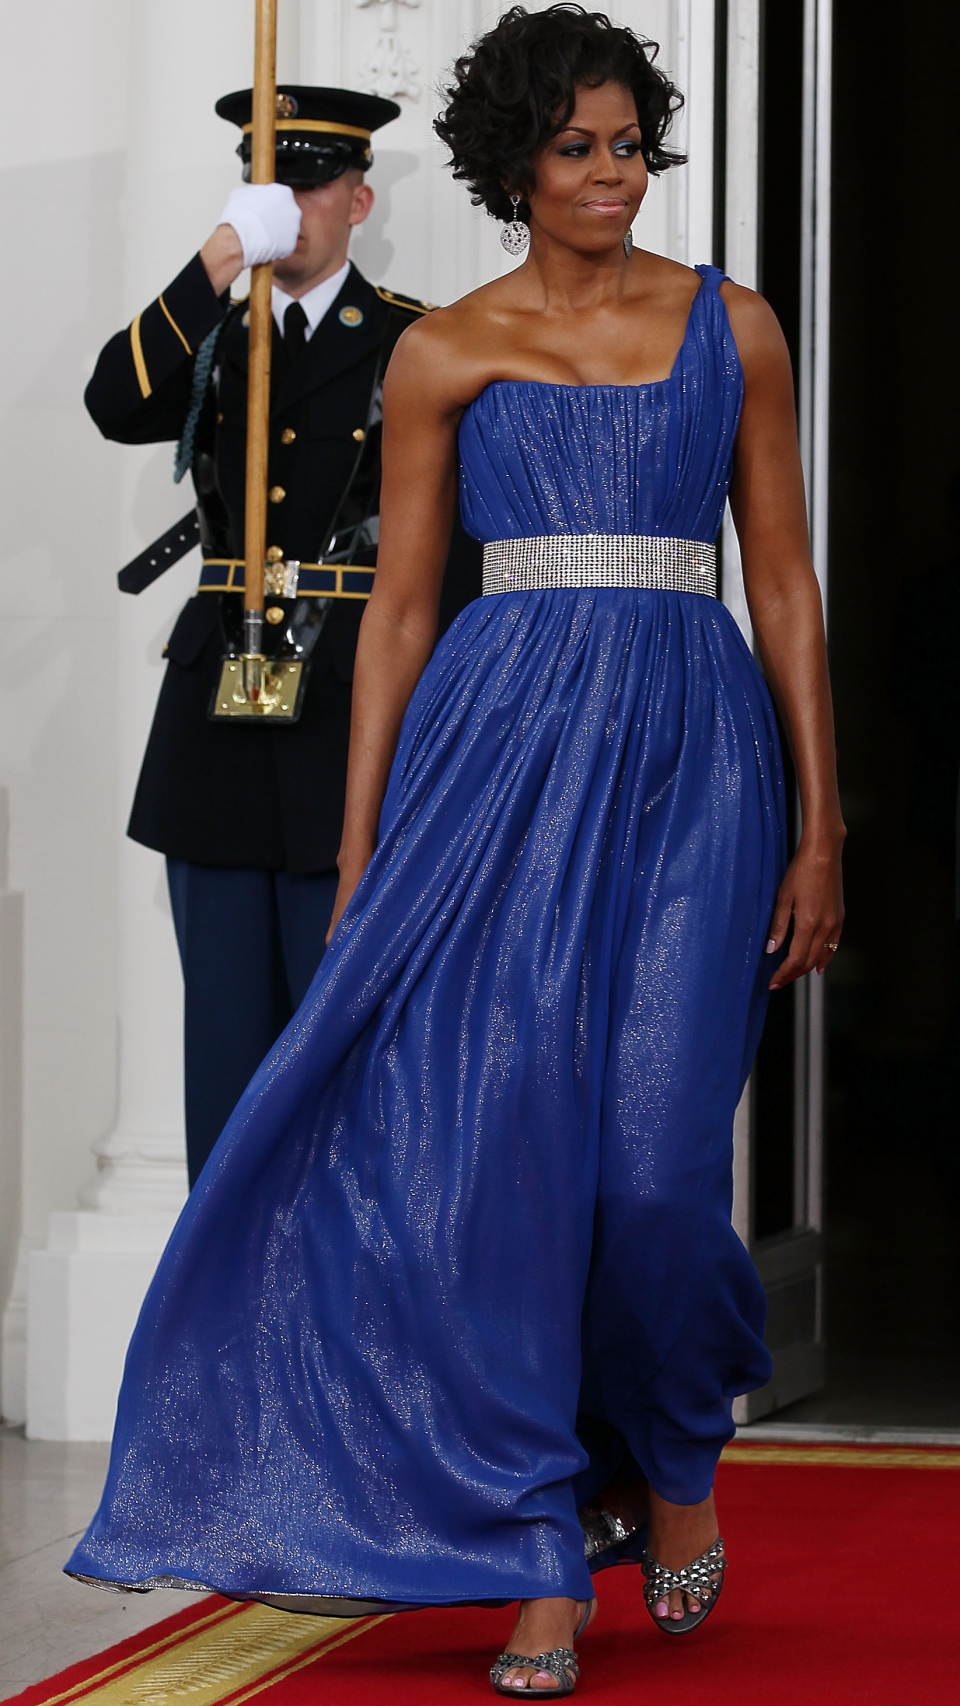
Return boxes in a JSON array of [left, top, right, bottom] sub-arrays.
[[581, 199, 627, 215]]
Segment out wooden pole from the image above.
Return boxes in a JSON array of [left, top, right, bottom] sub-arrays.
[[242, 0, 277, 655]]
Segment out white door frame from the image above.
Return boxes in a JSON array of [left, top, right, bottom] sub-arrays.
[[721, 0, 833, 1418]]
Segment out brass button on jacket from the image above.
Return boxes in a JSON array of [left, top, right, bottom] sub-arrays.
[[280, 427, 296, 445], [268, 485, 286, 504], [266, 545, 284, 562], [352, 427, 365, 442]]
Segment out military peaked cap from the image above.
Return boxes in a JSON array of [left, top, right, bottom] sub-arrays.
[[216, 85, 401, 186]]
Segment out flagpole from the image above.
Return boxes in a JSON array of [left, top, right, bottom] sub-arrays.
[[242, 0, 277, 689]]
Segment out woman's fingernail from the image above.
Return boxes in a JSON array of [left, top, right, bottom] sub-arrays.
[[766, 938, 777, 953]]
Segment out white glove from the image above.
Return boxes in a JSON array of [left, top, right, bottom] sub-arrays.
[[217, 183, 301, 267]]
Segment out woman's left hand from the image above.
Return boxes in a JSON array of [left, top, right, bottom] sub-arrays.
[[766, 836, 845, 989]]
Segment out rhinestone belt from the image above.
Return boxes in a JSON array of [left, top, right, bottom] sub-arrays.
[[482, 533, 716, 598]]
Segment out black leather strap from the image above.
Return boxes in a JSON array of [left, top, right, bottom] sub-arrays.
[[118, 510, 200, 594]]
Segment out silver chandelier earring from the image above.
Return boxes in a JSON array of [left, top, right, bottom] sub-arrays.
[[500, 194, 530, 256], [623, 228, 634, 257]]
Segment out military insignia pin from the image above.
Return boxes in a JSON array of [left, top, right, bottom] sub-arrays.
[[339, 306, 364, 327], [276, 92, 298, 118]]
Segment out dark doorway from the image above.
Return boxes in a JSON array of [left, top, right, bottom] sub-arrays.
[[778, 0, 960, 1427]]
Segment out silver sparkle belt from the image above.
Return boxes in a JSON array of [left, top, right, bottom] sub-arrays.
[[481, 533, 717, 598]]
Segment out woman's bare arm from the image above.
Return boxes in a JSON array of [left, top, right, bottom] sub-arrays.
[[724, 284, 845, 989], [328, 317, 466, 935]]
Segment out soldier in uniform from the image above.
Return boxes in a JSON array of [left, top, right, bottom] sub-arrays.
[[86, 86, 482, 1186]]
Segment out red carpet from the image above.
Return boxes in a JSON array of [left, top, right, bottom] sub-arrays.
[[9, 1443, 959, 1706]]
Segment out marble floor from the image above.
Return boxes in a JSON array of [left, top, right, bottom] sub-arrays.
[[0, 1424, 202, 1698]]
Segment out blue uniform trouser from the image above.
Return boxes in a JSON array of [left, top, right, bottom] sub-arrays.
[[167, 860, 338, 1186]]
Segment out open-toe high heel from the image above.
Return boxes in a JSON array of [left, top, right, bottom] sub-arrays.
[[490, 1598, 595, 1696], [641, 1536, 726, 1634]]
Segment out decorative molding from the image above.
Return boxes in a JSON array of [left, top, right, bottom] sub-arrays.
[[78, 1129, 188, 1216], [355, 0, 421, 102]]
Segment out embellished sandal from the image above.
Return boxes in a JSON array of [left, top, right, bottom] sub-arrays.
[[580, 1503, 640, 1560], [641, 1536, 726, 1635], [580, 1500, 649, 1570], [489, 1599, 594, 1696]]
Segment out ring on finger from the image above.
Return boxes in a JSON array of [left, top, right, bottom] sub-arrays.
[[825, 942, 839, 952]]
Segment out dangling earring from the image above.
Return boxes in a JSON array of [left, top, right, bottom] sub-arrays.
[[623, 228, 634, 258], [500, 194, 530, 256]]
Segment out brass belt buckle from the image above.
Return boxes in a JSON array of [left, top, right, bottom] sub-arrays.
[[264, 557, 300, 598]]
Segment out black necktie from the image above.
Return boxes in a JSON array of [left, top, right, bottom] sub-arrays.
[[283, 300, 309, 360]]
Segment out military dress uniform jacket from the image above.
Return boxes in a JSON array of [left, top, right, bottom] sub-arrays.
[[85, 254, 482, 873]]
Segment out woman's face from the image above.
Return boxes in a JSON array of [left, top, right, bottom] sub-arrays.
[[527, 81, 647, 255]]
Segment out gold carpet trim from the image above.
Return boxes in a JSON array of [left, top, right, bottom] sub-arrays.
[[41, 1604, 388, 1706], [723, 1444, 960, 1469], [36, 1602, 244, 1706], [224, 1617, 391, 1706]]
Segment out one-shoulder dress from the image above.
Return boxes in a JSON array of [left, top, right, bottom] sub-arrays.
[[68, 266, 785, 1612]]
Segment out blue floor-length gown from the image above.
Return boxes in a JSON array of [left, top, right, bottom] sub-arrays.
[[68, 267, 784, 1612]]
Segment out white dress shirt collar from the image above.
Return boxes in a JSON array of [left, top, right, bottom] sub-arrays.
[[271, 259, 352, 340]]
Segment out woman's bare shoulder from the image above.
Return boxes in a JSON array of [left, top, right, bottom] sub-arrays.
[[639, 250, 701, 287], [630, 249, 703, 305], [719, 279, 790, 372], [385, 278, 518, 412], [397, 276, 517, 347]]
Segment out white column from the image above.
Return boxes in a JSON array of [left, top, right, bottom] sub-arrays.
[[672, 0, 717, 269], [0, 789, 24, 1417], [721, 0, 760, 652], [719, 0, 761, 1298], [26, 0, 274, 1440]]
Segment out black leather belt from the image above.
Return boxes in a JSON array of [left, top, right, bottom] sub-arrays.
[[197, 559, 375, 599]]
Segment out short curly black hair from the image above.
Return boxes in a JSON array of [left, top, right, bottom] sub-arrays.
[[434, 5, 685, 225]]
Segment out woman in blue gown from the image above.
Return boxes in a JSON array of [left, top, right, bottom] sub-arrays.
[[68, 8, 845, 1696]]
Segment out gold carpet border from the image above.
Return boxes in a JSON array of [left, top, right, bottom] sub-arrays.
[[31, 1604, 388, 1706], [722, 1443, 960, 1469], [223, 1617, 390, 1706], [34, 1600, 244, 1706]]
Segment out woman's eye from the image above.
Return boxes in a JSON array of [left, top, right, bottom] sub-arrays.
[[557, 140, 642, 159]]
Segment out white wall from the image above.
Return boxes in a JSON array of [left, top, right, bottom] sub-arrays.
[[0, 0, 715, 1425], [0, 0, 130, 1418], [314, 1, 699, 307]]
